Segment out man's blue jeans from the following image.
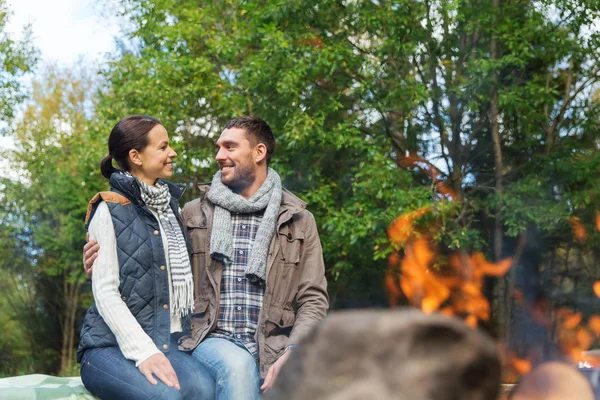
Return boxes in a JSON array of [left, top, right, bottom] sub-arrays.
[[80, 339, 215, 400], [191, 337, 260, 400]]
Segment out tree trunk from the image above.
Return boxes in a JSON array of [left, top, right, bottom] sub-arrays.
[[59, 272, 81, 375], [490, 0, 503, 261], [489, 0, 510, 343]]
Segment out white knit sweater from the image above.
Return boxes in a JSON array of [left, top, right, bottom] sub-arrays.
[[88, 201, 182, 366]]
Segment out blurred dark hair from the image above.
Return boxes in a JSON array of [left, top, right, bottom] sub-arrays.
[[268, 309, 502, 400], [100, 115, 162, 179], [224, 116, 276, 166]]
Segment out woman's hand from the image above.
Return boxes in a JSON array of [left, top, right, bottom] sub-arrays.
[[138, 353, 181, 390], [83, 238, 99, 278]]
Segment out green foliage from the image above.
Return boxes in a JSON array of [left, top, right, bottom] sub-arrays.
[[92, 0, 600, 310], [1, 64, 104, 374], [0, 0, 38, 124], [2, 0, 600, 374]]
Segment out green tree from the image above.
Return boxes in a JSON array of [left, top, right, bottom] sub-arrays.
[[0, 0, 40, 375], [97, 0, 600, 335], [0, 0, 38, 124], [97, 0, 433, 306], [1, 64, 105, 375], [0, 198, 40, 376]]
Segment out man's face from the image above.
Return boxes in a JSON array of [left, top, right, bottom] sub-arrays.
[[215, 127, 257, 193]]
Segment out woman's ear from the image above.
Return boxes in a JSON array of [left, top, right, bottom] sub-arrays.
[[255, 143, 267, 164], [129, 149, 143, 167]]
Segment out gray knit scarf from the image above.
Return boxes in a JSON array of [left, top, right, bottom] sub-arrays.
[[136, 178, 194, 317], [208, 168, 282, 284]]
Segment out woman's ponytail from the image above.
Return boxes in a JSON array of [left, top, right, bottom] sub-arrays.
[[100, 154, 118, 179]]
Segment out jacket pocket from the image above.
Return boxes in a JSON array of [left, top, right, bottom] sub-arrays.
[[186, 216, 209, 293], [265, 306, 295, 337], [193, 298, 209, 316], [186, 215, 208, 254], [278, 227, 304, 265], [179, 299, 212, 350], [191, 299, 211, 334], [264, 307, 296, 358]]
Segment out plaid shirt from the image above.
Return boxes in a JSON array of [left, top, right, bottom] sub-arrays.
[[208, 211, 266, 359]]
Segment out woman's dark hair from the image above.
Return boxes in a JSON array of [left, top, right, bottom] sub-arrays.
[[100, 115, 163, 179]]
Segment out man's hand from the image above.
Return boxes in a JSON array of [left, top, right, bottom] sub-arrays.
[[260, 347, 293, 393], [138, 353, 181, 390], [83, 239, 99, 278]]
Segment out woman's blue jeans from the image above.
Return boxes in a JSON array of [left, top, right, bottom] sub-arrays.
[[191, 337, 260, 400], [80, 339, 215, 400]]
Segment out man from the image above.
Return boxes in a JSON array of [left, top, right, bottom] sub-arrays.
[[84, 116, 329, 399]]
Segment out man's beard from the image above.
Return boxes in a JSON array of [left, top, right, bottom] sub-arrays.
[[222, 163, 256, 194]]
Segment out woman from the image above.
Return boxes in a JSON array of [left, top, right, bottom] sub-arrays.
[[77, 115, 214, 400]]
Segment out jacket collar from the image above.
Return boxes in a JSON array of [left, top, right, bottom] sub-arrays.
[[280, 188, 306, 215], [110, 172, 186, 201]]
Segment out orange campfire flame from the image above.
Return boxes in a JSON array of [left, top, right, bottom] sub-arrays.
[[554, 307, 600, 367], [589, 315, 600, 334], [389, 151, 600, 380], [507, 352, 533, 375], [387, 206, 432, 246], [387, 152, 512, 327], [512, 358, 532, 375], [569, 216, 588, 242], [498, 342, 533, 383], [386, 237, 512, 327], [511, 293, 600, 369], [593, 281, 600, 298], [386, 236, 512, 328], [549, 218, 600, 367]]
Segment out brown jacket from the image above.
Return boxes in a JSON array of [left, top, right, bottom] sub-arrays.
[[178, 183, 329, 378]]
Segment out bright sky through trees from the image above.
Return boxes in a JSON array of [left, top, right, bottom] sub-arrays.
[[5, 0, 118, 65]]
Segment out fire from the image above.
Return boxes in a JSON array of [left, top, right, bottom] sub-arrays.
[[498, 342, 533, 383], [588, 315, 600, 334], [387, 152, 512, 327], [388, 151, 600, 381], [548, 218, 600, 366], [386, 234, 512, 327], [509, 290, 600, 369], [593, 281, 600, 298], [506, 351, 533, 375], [554, 308, 600, 367], [387, 206, 432, 245], [569, 216, 588, 242]]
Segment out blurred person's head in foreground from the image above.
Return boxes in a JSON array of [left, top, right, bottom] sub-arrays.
[[511, 361, 593, 400], [266, 308, 501, 400]]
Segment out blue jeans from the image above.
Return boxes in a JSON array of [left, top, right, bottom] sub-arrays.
[[80, 339, 215, 400], [191, 337, 260, 400]]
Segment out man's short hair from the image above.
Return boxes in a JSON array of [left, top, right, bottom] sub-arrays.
[[268, 309, 502, 400], [224, 116, 276, 165]]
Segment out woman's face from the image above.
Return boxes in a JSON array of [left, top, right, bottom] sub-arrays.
[[134, 124, 177, 184]]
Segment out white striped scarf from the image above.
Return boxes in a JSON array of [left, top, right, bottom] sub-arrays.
[[137, 179, 194, 317]]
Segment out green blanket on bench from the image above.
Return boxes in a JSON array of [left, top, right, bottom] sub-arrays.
[[0, 374, 97, 400]]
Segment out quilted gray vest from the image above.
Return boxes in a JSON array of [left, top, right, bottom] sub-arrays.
[[77, 173, 187, 362]]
